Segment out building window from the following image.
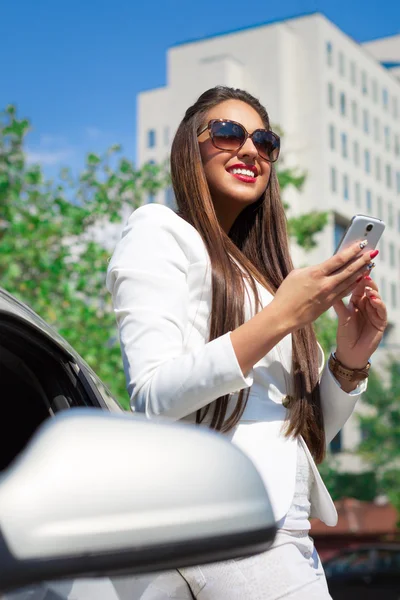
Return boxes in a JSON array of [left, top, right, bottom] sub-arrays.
[[364, 149, 371, 173], [377, 196, 383, 219], [147, 193, 156, 204], [375, 156, 381, 181], [328, 82, 335, 107], [388, 202, 394, 227], [389, 242, 395, 267], [366, 189, 372, 211], [361, 71, 368, 95], [363, 108, 369, 133], [393, 97, 398, 119], [381, 277, 387, 302], [386, 164, 392, 188], [147, 129, 156, 148], [350, 61, 356, 85], [330, 431, 342, 454], [164, 126, 170, 146], [383, 88, 389, 110], [391, 282, 397, 308], [395, 135, 400, 157], [329, 124, 336, 150], [339, 51, 345, 76], [340, 92, 346, 115], [384, 126, 390, 151], [341, 132, 348, 157], [374, 117, 380, 142], [355, 181, 361, 207], [351, 101, 358, 126], [353, 140, 360, 165], [397, 171, 400, 194], [165, 186, 176, 209], [331, 166, 337, 192], [326, 41, 333, 66], [398, 210, 400, 233], [372, 79, 378, 103], [380, 238, 385, 261], [343, 174, 349, 200]]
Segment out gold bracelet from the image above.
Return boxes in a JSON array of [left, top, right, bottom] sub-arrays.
[[328, 352, 370, 384]]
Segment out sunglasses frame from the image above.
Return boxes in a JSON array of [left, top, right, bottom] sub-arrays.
[[198, 119, 280, 163]]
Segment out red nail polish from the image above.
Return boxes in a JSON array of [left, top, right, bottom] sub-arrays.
[[370, 249, 379, 259], [370, 295, 377, 300], [364, 276, 373, 280], [356, 276, 363, 282]]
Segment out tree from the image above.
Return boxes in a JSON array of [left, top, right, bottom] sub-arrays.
[[357, 361, 400, 520], [1, 105, 329, 410], [0, 105, 168, 409]]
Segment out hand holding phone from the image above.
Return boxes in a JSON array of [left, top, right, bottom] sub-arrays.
[[335, 214, 385, 255]]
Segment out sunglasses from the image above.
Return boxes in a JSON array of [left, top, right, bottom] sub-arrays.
[[198, 119, 280, 163]]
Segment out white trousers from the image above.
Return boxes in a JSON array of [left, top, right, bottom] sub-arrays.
[[178, 530, 333, 600]]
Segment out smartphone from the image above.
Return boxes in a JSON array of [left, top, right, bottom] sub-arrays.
[[334, 214, 385, 255]]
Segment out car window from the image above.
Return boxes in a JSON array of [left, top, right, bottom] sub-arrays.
[[325, 550, 371, 576], [373, 549, 400, 572]]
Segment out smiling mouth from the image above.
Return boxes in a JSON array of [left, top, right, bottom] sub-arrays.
[[227, 166, 258, 183]]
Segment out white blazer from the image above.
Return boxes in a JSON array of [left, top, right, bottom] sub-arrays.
[[106, 204, 366, 527]]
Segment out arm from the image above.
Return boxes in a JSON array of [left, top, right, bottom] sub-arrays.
[[319, 355, 367, 445], [107, 205, 289, 421], [108, 210, 372, 421]]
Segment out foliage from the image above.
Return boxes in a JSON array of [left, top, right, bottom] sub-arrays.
[[357, 361, 400, 518], [318, 460, 378, 502], [0, 105, 168, 409]]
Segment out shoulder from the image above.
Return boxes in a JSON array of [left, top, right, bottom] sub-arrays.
[[107, 204, 207, 276], [127, 204, 201, 246]]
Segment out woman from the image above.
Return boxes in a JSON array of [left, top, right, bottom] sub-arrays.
[[106, 87, 387, 599]]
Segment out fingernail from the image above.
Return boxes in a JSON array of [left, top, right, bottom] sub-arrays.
[[367, 262, 376, 270], [370, 249, 379, 259], [356, 276, 363, 282], [359, 240, 368, 249], [365, 286, 372, 291], [364, 276, 373, 280], [370, 295, 377, 300]]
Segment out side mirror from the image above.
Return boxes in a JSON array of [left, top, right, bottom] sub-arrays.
[[0, 409, 276, 592]]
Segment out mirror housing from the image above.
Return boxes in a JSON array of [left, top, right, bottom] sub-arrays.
[[0, 410, 276, 592]]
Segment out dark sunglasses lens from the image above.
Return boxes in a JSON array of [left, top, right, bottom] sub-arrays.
[[210, 121, 245, 150], [253, 131, 280, 161]]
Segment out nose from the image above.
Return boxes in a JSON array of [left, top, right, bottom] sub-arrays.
[[237, 136, 258, 160]]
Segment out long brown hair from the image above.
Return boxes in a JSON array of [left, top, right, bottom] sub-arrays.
[[170, 86, 325, 463]]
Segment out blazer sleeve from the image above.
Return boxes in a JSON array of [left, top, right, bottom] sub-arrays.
[[317, 343, 367, 445], [106, 205, 253, 420]]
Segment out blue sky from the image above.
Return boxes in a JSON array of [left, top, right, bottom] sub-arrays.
[[1, 0, 399, 178]]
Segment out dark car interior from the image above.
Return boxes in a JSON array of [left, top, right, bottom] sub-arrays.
[[0, 318, 92, 472]]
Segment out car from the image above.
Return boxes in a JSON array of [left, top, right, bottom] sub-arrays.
[[0, 287, 277, 599], [324, 544, 400, 600]]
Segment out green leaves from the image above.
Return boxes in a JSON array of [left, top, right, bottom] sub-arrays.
[[0, 104, 168, 410], [287, 211, 329, 250]]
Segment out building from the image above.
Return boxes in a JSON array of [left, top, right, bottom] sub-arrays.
[[137, 12, 400, 470]]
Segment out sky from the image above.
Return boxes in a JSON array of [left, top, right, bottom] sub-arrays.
[[1, 0, 400, 178]]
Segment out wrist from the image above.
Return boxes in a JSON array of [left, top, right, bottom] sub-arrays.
[[334, 349, 370, 371], [267, 299, 296, 338], [328, 351, 370, 392]]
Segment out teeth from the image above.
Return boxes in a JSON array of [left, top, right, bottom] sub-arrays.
[[230, 168, 255, 177]]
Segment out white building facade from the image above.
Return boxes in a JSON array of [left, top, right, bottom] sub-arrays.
[[137, 12, 400, 468]]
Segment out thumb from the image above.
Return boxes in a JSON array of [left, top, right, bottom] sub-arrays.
[[332, 298, 350, 322]]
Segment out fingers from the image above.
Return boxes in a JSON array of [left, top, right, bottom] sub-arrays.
[[331, 251, 376, 291], [364, 287, 387, 321], [322, 240, 368, 276], [333, 274, 364, 303]]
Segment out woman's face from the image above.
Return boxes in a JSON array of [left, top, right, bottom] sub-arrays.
[[198, 99, 272, 231]]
